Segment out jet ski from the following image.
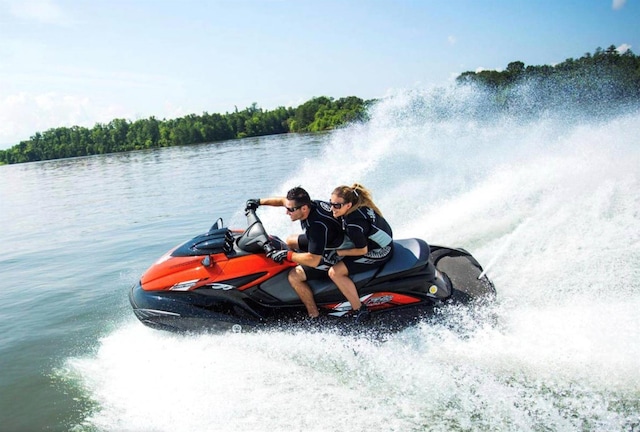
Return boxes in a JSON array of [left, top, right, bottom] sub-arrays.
[[129, 208, 496, 333]]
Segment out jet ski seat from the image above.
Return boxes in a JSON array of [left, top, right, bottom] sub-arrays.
[[347, 238, 431, 286], [375, 238, 431, 278]]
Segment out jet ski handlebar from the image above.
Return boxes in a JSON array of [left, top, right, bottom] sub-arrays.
[[236, 208, 272, 253]]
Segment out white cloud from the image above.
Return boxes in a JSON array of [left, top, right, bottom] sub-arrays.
[[0, 63, 191, 148], [2, 0, 72, 26], [612, 0, 627, 10], [0, 92, 131, 148], [448, 35, 457, 46], [473, 66, 504, 74], [616, 43, 632, 54]]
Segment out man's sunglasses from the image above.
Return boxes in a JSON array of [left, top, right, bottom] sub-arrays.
[[329, 202, 345, 209], [285, 205, 302, 213]]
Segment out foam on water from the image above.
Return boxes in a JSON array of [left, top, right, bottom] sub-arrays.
[[64, 86, 640, 431]]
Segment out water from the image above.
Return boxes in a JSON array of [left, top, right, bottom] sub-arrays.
[[1, 87, 639, 431]]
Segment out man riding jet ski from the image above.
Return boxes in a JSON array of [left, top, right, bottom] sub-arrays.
[[129, 207, 496, 333]]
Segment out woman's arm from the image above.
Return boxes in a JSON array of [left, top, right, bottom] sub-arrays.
[[338, 216, 369, 257], [290, 251, 323, 267], [336, 246, 368, 257]]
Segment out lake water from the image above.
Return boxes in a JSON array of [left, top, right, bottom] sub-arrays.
[[1, 87, 639, 431]]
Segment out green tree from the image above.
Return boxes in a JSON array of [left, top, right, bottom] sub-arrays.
[[0, 96, 367, 164]]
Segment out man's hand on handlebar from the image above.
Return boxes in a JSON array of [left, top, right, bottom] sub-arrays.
[[245, 198, 261, 212]]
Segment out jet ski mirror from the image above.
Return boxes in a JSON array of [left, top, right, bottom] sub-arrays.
[[208, 217, 224, 233]]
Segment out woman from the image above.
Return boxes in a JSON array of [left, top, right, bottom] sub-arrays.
[[327, 183, 393, 322]]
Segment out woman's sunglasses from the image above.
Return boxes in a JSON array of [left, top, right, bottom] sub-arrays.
[[329, 202, 345, 209]]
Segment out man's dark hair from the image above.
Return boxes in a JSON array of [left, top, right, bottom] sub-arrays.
[[286, 186, 311, 207]]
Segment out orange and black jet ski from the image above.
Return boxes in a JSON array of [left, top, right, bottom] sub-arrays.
[[129, 208, 495, 333]]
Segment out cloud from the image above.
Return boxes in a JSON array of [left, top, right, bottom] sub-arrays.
[[473, 66, 504, 74], [0, 64, 189, 148], [612, 0, 627, 10], [2, 0, 72, 25], [447, 35, 457, 46], [0, 92, 130, 148], [616, 43, 632, 54]]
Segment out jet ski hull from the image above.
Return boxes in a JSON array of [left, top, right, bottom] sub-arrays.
[[129, 243, 495, 333]]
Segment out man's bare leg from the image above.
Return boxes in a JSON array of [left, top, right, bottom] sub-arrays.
[[288, 266, 319, 317]]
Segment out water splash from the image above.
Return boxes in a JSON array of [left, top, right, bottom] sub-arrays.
[[65, 84, 640, 431]]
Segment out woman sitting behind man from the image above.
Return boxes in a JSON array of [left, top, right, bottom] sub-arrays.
[[328, 183, 393, 322]]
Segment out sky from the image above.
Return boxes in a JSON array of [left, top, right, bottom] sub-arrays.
[[0, 0, 638, 149]]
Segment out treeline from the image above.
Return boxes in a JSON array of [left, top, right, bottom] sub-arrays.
[[0, 96, 368, 165], [456, 45, 640, 109], [3, 45, 639, 165]]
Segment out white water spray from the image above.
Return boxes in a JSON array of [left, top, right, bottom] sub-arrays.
[[65, 85, 640, 431]]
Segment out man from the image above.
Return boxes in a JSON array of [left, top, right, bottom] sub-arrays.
[[246, 186, 343, 318]]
